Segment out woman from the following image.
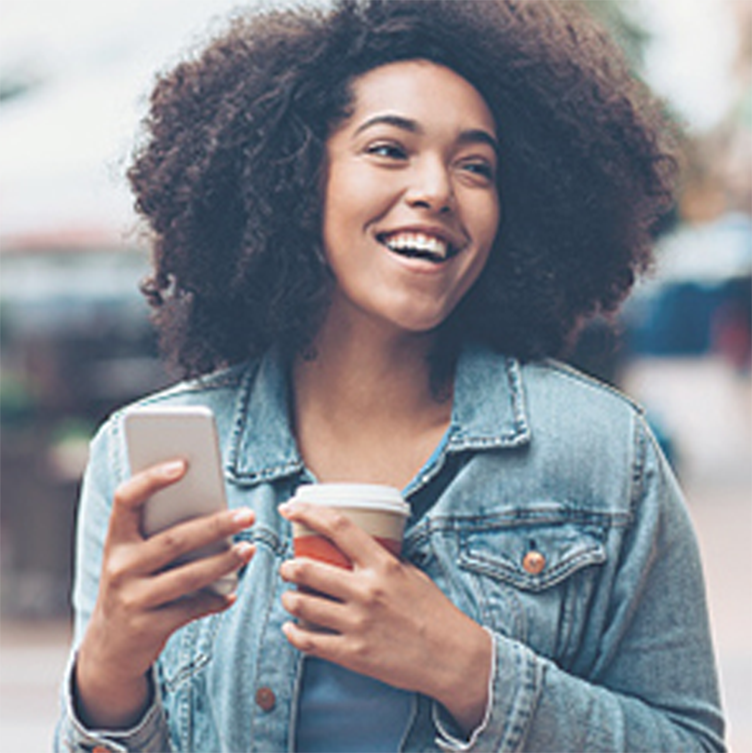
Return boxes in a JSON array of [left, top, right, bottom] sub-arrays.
[[57, 1, 725, 751]]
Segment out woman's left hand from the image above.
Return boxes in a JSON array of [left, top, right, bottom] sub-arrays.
[[278, 500, 492, 734]]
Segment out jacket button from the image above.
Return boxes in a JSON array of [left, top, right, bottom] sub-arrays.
[[522, 550, 546, 575], [255, 686, 276, 712]]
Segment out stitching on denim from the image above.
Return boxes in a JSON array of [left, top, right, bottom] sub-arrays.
[[506, 357, 531, 438], [629, 414, 647, 518], [459, 541, 607, 592], [163, 614, 223, 692], [109, 413, 126, 488], [228, 359, 262, 471], [537, 358, 645, 414], [447, 356, 532, 450], [248, 550, 283, 745], [252, 525, 289, 557], [430, 505, 628, 530], [505, 645, 542, 750]]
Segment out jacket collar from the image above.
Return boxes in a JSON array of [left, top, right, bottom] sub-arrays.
[[447, 341, 531, 452], [227, 342, 530, 486]]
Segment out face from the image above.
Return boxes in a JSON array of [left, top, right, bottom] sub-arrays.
[[320, 59, 500, 339]]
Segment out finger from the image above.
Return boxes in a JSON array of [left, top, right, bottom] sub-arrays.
[[281, 619, 346, 660], [152, 587, 239, 637], [109, 460, 187, 542], [143, 541, 255, 608], [279, 556, 355, 604], [280, 586, 350, 634], [279, 502, 385, 567], [137, 507, 255, 575]]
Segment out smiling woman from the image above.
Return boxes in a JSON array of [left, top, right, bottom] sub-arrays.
[[56, 2, 724, 752], [320, 61, 499, 339]]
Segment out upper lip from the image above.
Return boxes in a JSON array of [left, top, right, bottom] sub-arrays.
[[375, 224, 467, 254]]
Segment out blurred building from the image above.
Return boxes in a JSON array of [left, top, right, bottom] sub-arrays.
[[0, 239, 170, 617]]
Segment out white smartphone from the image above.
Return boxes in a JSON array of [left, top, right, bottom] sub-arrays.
[[123, 405, 237, 595]]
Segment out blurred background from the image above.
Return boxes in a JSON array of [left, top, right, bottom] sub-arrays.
[[0, 0, 750, 750]]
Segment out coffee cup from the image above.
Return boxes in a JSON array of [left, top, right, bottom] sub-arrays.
[[290, 483, 410, 568]]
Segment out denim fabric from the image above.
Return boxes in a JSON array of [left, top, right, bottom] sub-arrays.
[[56, 343, 725, 752]]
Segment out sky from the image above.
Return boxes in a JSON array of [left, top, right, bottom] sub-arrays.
[[0, 0, 745, 241], [636, 0, 741, 131]]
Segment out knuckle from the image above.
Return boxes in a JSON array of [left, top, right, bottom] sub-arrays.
[[380, 555, 402, 579], [361, 581, 387, 609], [159, 529, 185, 555], [103, 553, 129, 588], [118, 589, 142, 615], [112, 486, 130, 509], [349, 634, 371, 662], [329, 512, 351, 536]]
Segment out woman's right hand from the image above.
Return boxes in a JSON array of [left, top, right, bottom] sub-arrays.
[[74, 459, 255, 730]]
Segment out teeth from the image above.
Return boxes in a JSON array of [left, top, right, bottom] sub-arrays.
[[383, 232, 449, 259]]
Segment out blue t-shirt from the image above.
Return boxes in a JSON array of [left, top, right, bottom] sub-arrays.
[[295, 657, 413, 752]]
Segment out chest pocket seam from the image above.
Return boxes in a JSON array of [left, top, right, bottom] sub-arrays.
[[457, 523, 608, 592]]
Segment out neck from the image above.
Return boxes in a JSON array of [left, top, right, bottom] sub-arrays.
[[294, 314, 447, 425], [290, 309, 455, 486]]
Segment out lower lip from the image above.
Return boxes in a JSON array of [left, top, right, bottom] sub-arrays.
[[380, 243, 455, 274]]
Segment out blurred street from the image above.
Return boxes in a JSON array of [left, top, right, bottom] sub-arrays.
[[0, 619, 70, 752], [623, 356, 752, 753], [1, 355, 750, 752]]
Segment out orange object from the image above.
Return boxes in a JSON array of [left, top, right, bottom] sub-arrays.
[[294, 534, 401, 569]]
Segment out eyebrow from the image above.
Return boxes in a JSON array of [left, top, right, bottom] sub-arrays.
[[353, 113, 499, 154]]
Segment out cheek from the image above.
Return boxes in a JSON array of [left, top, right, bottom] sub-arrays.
[[483, 193, 502, 247], [323, 168, 374, 240], [465, 199, 500, 268]]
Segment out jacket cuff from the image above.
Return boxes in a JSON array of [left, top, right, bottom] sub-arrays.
[[434, 630, 543, 752], [57, 654, 171, 753]]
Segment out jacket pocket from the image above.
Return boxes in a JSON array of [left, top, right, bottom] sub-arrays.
[[456, 507, 608, 662]]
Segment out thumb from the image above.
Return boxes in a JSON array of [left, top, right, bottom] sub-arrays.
[[108, 459, 187, 543]]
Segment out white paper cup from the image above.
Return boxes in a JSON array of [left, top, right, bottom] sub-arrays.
[[290, 483, 410, 568]]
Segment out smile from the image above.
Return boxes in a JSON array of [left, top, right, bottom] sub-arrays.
[[377, 231, 459, 263]]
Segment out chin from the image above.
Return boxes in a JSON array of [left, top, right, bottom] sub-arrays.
[[389, 309, 453, 335]]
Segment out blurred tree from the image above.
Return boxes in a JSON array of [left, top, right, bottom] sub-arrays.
[[585, 0, 650, 71], [0, 73, 30, 104]]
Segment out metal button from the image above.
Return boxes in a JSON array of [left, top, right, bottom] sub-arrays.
[[255, 686, 276, 712], [92, 747, 112, 753], [522, 550, 546, 575]]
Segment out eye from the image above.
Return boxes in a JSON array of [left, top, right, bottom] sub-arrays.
[[365, 141, 408, 161], [458, 159, 496, 182]]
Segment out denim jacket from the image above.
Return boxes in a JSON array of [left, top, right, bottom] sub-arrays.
[[56, 343, 725, 752]]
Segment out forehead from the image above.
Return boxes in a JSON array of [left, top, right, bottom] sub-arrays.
[[343, 59, 497, 136]]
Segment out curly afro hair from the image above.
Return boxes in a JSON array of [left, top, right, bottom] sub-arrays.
[[128, 0, 679, 378]]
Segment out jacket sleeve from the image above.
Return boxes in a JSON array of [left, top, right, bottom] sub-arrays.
[[434, 415, 725, 752], [54, 417, 173, 753]]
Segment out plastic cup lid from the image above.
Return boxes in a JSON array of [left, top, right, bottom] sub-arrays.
[[292, 483, 410, 516]]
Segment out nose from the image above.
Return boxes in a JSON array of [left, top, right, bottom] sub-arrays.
[[405, 157, 454, 214]]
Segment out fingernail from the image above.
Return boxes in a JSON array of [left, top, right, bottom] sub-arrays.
[[236, 541, 255, 560], [162, 459, 186, 478], [232, 508, 254, 526]]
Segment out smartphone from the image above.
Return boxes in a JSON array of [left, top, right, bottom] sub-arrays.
[[123, 405, 237, 595]]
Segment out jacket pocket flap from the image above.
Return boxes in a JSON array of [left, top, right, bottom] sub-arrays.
[[458, 515, 607, 591]]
